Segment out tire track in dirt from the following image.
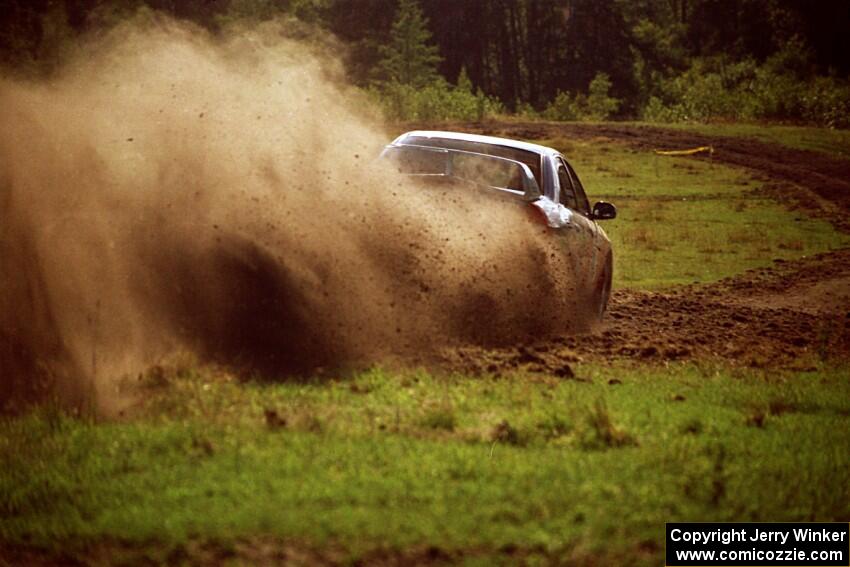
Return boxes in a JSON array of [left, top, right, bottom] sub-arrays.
[[441, 248, 850, 374], [569, 248, 850, 367]]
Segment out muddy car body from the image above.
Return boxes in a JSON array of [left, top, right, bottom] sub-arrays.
[[382, 130, 616, 319]]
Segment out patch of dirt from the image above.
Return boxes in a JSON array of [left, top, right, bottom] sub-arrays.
[[574, 249, 850, 366], [441, 248, 850, 373], [439, 342, 581, 379]]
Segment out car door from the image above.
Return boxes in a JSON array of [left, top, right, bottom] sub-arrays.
[[563, 159, 603, 278], [555, 157, 598, 293]]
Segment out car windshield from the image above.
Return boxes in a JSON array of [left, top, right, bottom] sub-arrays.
[[400, 136, 542, 187]]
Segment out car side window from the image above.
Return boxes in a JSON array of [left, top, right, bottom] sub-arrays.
[[565, 161, 591, 215], [556, 160, 578, 210]]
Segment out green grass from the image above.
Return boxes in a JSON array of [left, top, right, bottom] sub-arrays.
[[2, 363, 849, 564], [540, 136, 849, 288]]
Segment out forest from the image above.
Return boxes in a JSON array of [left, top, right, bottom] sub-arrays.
[[2, 1, 850, 123]]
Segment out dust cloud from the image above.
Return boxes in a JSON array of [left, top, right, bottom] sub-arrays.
[[0, 16, 586, 412]]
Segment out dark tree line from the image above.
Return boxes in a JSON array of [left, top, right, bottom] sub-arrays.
[[2, 0, 849, 117]]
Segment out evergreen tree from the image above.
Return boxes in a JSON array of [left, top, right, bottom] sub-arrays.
[[456, 66, 472, 93], [376, 0, 441, 88]]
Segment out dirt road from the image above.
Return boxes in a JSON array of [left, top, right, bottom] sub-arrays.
[[431, 121, 850, 373]]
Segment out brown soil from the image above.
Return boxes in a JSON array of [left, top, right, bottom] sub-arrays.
[[428, 121, 850, 374], [565, 249, 850, 367], [441, 250, 850, 374]]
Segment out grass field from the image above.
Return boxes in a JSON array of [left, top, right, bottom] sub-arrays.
[[3, 123, 849, 565], [3, 362, 849, 564]]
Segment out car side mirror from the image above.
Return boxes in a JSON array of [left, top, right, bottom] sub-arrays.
[[591, 201, 617, 220]]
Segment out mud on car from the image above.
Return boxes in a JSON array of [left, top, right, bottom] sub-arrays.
[[381, 130, 616, 320]]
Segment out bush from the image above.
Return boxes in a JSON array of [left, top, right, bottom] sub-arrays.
[[542, 90, 579, 121], [543, 72, 621, 121], [640, 54, 850, 128], [370, 79, 504, 121], [799, 77, 850, 128], [585, 72, 621, 120], [642, 95, 680, 122], [514, 101, 539, 120], [642, 61, 740, 122]]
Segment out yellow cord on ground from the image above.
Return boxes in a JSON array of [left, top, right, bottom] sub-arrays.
[[654, 146, 714, 156]]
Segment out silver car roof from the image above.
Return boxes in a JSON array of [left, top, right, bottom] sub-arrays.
[[393, 130, 561, 158]]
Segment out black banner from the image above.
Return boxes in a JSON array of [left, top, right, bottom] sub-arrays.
[[666, 522, 849, 566]]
